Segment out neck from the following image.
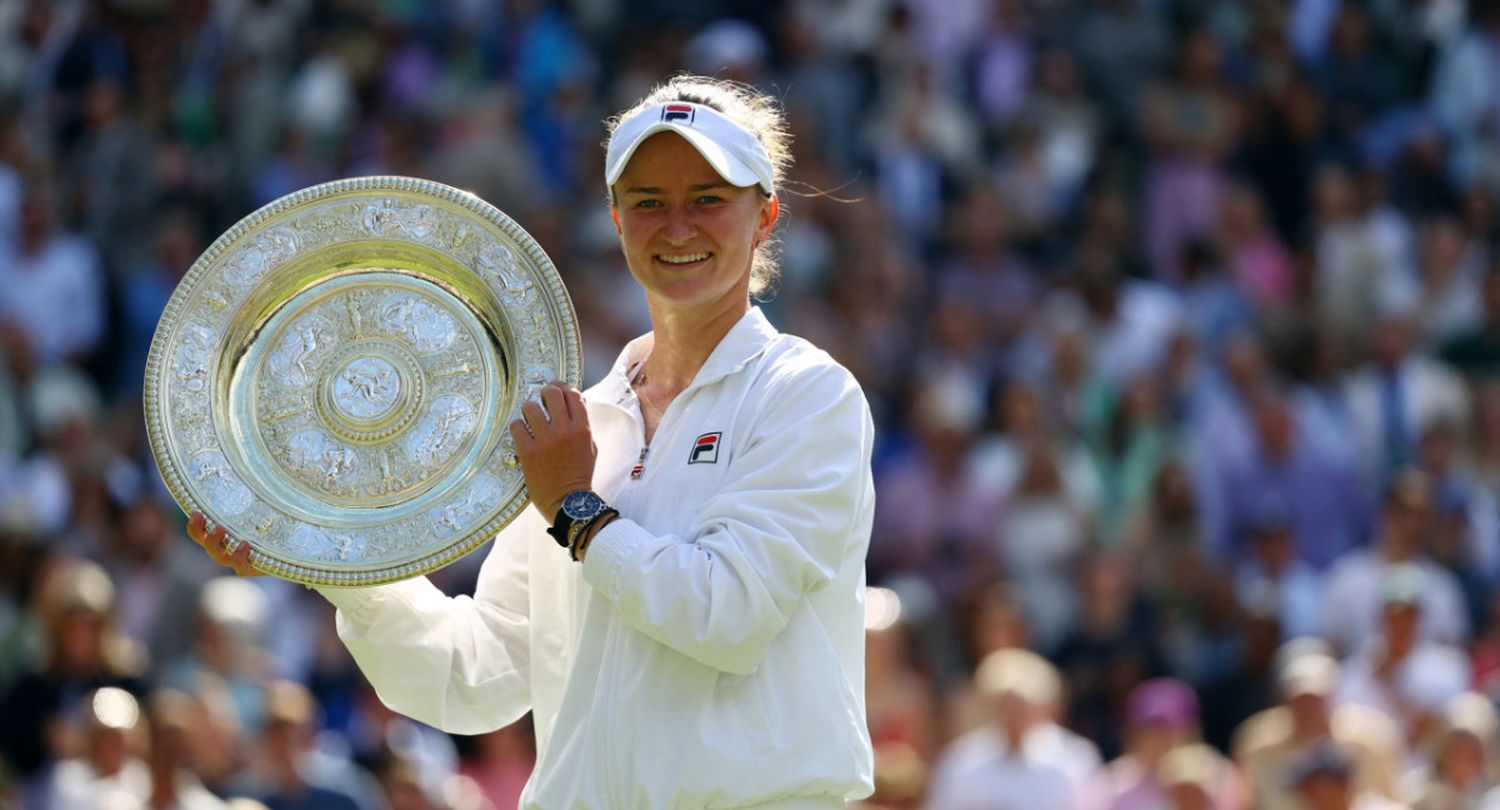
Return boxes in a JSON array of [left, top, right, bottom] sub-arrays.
[[1001, 721, 1031, 752], [643, 295, 749, 388], [1291, 713, 1329, 740]]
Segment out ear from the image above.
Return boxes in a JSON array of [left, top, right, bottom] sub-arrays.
[[611, 207, 622, 236], [757, 196, 780, 242]]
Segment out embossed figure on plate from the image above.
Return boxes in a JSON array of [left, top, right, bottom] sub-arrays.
[[227, 225, 301, 287], [268, 314, 337, 386], [285, 429, 359, 490], [287, 524, 365, 563], [404, 394, 477, 468], [432, 474, 504, 536], [189, 449, 254, 516], [379, 292, 457, 354], [173, 321, 218, 391], [333, 356, 402, 420]]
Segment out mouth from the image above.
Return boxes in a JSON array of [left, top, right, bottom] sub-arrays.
[[655, 252, 711, 267]]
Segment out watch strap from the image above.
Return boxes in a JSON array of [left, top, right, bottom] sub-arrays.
[[549, 490, 606, 549]]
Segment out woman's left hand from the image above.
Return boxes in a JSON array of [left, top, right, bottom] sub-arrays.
[[509, 381, 597, 520]]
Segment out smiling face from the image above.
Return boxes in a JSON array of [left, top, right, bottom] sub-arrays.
[[611, 132, 777, 317]]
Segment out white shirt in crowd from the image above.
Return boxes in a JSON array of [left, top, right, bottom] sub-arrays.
[[0, 233, 104, 368], [1336, 641, 1470, 735], [1321, 552, 1469, 654], [926, 723, 1103, 810], [317, 308, 877, 809]]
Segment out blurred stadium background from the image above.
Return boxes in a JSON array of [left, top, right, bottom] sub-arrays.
[[3, 0, 1500, 808]]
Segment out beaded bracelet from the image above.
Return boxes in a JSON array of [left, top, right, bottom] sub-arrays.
[[569, 508, 619, 562]]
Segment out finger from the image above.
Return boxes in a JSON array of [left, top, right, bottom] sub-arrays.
[[509, 419, 536, 453], [229, 539, 258, 577], [188, 510, 207, 544], [546, 380, 578, 417], [206, 522, 231, 566], [521, 400, 549, 434], [540, 384, 569, 422], [563, 385, 588, 426]]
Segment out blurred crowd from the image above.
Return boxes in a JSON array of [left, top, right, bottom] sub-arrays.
[[2, 0, 1500, 808]]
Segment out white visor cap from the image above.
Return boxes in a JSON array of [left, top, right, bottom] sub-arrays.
[[605, 102, 775, 195]]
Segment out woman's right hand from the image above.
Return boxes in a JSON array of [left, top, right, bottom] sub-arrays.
[[187, 510, 261, 577]]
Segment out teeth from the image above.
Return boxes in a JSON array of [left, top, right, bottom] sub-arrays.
[[658, 252, 709, 265]]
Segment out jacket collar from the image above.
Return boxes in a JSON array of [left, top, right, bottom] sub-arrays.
[[593, 307, 778, 408]]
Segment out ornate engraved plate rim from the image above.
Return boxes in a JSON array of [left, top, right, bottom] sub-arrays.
[[144, 176, 582, 586]]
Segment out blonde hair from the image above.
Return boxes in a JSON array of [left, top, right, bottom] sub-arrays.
[[605, 75, 793, 298], [974, 648, 1063, 707]]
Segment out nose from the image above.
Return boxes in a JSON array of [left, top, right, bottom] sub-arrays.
[[662, 203, 695, 244]]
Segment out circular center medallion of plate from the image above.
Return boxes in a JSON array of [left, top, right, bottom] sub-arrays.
[[314, 341, 425, 443], [332, 356, 402, 419]]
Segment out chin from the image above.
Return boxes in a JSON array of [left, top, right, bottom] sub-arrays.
[[651, 282, 744, 312]]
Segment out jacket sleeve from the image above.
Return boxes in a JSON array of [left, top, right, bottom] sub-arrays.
[[314, 507, 538, 733], [580, 359, 875, 675]]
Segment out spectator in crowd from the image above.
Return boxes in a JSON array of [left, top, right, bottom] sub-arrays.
[[926, 648, 1100, 810], [1215, 382, 1367, 569], [456, 721, 533, 810], [1411, 212, 1485, 347], [1234, 646, 1405, 810], [1068, 0, 1168, 132], [1474, 382, 1500, 517], [1084, 371, 1173, 544], [853, 741, 926, 810], [1233, 496, 1327, 642], [1415, 418, 1500, 617], [1096, 678, 1241, 810], [972, 380, 1096, 650], [1217, 181, 1296, 312], [954, 582, 1031, 679], [1323, 469, 1471, 654], [1333, 568, 1470, 745], [1440, 258, 1500, 375], [1285, 742, 1408, 810], [1343, 307, 1470, 486], [1158, 742, 1236, 810], [46, 686, 148, 810], [143, 689, 228, 810], [1140, 25, 1240, 281], [1472, 588, 1500, 697], [233, 680, 364, 810], [161, 577, 273, 734], [1054, 553, 1165, 759], [1312, 163, 1415, 345], [0, 176, 105, 372], [1409, 692, 1498, 810], [870, 371, 998, 605], [185, 682, 252, 802], [0, 558, 143, 805], [104, 492, 213, 672]]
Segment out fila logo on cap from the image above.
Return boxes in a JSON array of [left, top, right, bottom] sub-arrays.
[[661, 104, 696, 125], [689, 432, 721, 464]]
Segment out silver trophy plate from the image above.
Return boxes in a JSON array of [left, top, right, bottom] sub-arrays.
[[144, 176, 581, 585]]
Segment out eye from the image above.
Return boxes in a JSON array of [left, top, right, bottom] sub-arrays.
[[696, 194, 725, 205], [633, 199, 662, 209]]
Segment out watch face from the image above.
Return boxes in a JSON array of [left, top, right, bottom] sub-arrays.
[[562, 490, 604, 520]]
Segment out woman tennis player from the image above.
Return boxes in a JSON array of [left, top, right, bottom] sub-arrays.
[[191, 75, 876, 808]]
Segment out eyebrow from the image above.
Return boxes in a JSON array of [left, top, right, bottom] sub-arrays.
[[622, 182, 736, 195]]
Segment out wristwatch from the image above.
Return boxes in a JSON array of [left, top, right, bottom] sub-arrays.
[[547, 489, 608, 549]]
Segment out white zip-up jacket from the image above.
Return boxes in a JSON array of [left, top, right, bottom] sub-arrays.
[[316, 308, 876, 808]]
